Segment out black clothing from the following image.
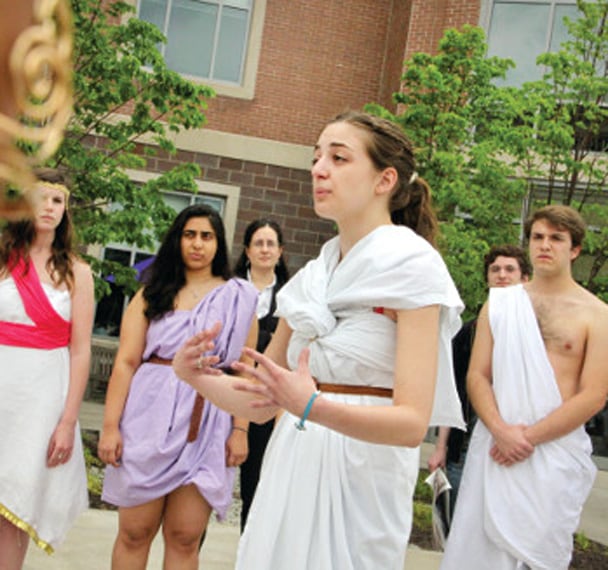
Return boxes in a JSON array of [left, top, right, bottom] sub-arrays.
[[239, 280, 283, 532], [447, 319, 477, 464]]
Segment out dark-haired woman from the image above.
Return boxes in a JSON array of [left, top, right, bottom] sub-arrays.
[[98, 204, 257, 570], [173, 112, 465, 569], [233, 219, 290, 531], [0, 170, 94, 567]]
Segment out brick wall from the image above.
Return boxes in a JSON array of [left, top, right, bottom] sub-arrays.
[[381, 0, 413, 106], [205, 0, 401, 146], [111, 2, 481, 148], [204, 1, 481, 148], [405, 0, 481, 59], [127, 140, 334, 276]]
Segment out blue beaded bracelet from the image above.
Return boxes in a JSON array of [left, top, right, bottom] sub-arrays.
[[295, 390, 321, 431]]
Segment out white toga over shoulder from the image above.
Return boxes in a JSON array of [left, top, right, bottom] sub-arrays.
[[236, 225, 464, 570], [441, 284, 597, 570]]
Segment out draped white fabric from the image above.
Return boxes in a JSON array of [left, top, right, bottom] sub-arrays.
[[278, 225, 465, 428], [0, 279, 87, 552], [441, 285, 597, 570], [236, 225, 464, 570]]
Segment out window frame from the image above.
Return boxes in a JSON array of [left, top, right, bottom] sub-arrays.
[[132, 0, 266, 100], [480, 0, 580, 87]]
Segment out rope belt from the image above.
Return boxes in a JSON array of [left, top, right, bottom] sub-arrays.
[[315, 382, 393, 399], [146, 354, 203, 442]]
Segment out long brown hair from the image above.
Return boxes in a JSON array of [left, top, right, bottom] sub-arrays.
[[328, 111, 438, 247], [0, 168, 76, 289]]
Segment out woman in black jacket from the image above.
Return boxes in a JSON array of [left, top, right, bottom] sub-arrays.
[[233, 218, 290, 531]]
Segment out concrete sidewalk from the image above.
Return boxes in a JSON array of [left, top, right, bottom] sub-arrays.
[[22, 401, 607, 569], [23, 512, 443, 570]]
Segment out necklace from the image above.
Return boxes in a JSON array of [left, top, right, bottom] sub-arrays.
[[184, 280, 214, 300], [188, 288, 204, 300]]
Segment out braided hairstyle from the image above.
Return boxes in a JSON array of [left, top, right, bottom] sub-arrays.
[[327, 111, 438, 247]]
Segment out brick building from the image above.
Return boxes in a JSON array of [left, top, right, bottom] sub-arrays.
[[94, 0, 580, 336]]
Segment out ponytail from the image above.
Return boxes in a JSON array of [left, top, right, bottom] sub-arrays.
[[329, 111, 439, 248], [390, 175, 438, 248]]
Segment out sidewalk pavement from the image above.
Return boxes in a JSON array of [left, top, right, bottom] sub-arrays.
[[22, 401, 608, 570], [23, 512, 443, 570]]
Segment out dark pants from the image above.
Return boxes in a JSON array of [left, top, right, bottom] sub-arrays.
[[446, 454, 468, 526], [239, 418, 274, 533]]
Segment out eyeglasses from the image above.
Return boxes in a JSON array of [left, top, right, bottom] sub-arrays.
[[251, 239, 279, 249]]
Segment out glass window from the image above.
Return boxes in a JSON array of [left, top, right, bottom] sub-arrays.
[[549, 4, 581, 52], [138, 0, 252, 84], [486, 1, 581, 86], [93, 191, 225, 337]]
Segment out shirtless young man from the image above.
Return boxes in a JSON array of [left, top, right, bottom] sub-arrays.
[[440, 205, 608, 570]]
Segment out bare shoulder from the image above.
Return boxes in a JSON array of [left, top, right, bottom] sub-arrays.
[[72, 257, 92, 277], [584, 290, 608, 332], [576, 284, 608, 316], [126, 287, 147, 312], [571, 286, 608, 344], [71, 257, 94, 289]]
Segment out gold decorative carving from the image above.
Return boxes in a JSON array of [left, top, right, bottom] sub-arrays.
[[0, 0, 73, 220]]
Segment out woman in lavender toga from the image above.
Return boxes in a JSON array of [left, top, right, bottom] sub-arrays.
[[97, 204, 258, 570]]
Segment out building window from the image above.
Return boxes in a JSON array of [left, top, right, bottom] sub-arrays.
[[93, 190, 226, 337], [484, 1, 580, 86], [138, 0, 253, 85]]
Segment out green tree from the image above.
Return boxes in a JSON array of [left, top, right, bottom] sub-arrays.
[[367, 26, 525, 317], [51, 0, 214, 299], [502, 0, 608, 299], [369, 0, 608, 313]]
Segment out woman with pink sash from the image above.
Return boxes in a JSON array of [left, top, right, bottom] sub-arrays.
[[0, 168, 94, 567]]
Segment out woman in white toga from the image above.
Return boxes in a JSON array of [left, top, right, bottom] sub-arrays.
[[0, 168, 94, 567], [173, 111, 465, 569]]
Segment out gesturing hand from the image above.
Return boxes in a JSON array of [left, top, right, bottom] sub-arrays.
[[232, 347, 318, 418], [173, 322, 222, 385]]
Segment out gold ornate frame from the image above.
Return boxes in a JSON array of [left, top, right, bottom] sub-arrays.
[[0, 0, 73, 219]]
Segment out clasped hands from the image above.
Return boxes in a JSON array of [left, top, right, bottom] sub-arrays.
[[490, 423, 535, 466], [173, 323, 319, 420]]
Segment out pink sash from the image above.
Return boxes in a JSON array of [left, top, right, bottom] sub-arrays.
[[0, 257, 71, 349]]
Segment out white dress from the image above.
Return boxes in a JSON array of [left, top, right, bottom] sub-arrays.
[[0, 277, 88, 553], [236, 225, 464, 570]]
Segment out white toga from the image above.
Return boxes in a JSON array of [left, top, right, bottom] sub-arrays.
[[440, 284, 597, 570], [236, 225, 464, 570]]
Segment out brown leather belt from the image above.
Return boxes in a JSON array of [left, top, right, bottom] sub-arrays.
[[316, 382, 393, 398], [147, 355, 173, 366], [146, 354, 204, 442]]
